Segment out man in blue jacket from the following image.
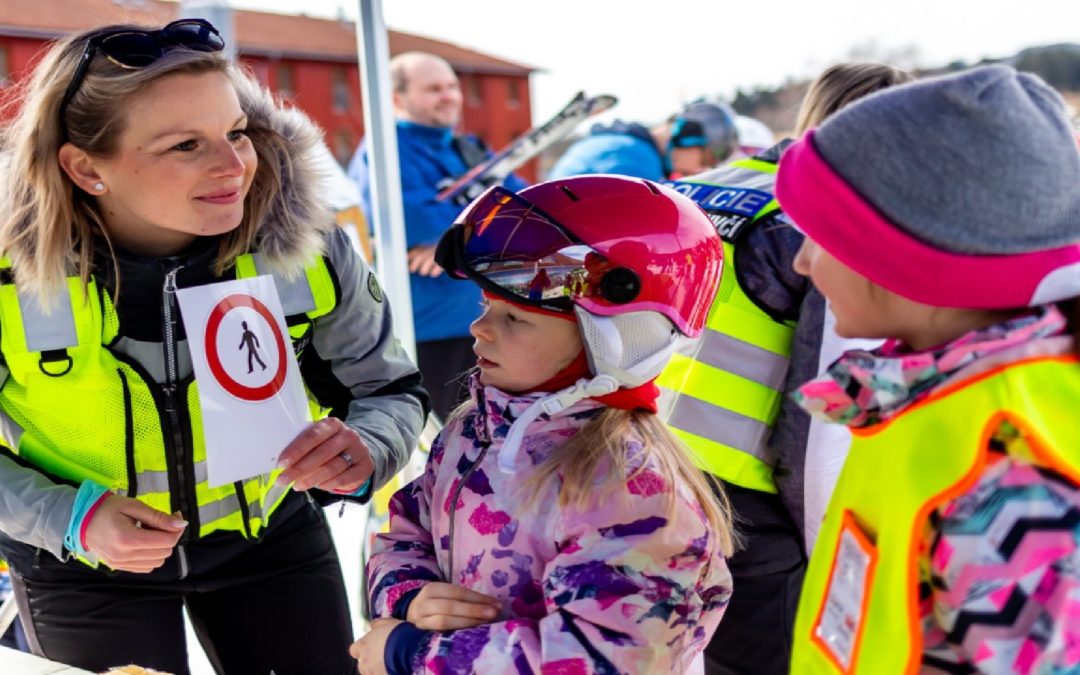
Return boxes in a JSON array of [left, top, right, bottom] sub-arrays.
[[350, 52, 527, 421]]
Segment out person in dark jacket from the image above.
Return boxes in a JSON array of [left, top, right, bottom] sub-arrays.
[[664, 63, 914, 675], [0, 19, 426, 673]]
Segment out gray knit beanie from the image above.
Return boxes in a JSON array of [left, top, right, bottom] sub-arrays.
[[814, 64, 1080, 254]]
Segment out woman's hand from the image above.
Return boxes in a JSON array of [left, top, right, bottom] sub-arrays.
[[277, 418, 375, 492], [407, 582, 501, 630], [350, 618, 401, 675], [83, 495, 187, 573]]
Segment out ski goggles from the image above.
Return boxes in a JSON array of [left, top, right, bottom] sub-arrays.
[[59, 19, 225, 140], [435, 186, 641, 314]]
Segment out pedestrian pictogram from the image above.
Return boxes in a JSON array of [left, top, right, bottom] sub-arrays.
[[239, 320, 268, 373], [205, 293, 288, 402]]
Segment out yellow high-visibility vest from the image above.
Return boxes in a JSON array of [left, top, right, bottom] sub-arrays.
[[0, 252, 336, 547], [792, 355, 1080, 674], [659, 158, 796, 493]]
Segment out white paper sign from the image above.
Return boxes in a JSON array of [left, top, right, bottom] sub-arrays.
[[177, 276, 311, 487]]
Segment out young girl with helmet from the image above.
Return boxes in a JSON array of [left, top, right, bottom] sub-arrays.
[[778, 65, 1080, 673], [352, 175, 735, 674]]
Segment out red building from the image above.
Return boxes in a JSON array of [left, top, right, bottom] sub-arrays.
[[0, 0, 536, 177]]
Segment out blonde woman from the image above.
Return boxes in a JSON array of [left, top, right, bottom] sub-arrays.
[[0, 19, 425, 673]]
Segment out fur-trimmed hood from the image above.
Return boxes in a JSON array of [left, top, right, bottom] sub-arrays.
[[232, 72, 335, 271]]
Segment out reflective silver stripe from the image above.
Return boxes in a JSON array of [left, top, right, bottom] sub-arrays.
[[112, 336, 194, 383], [658, 389, 776, 465], [199, 491, 248, 525], [694, 164, 777, 192], [135, 461, 208, 495], [198, 475, 288, 526], [250, 479, 290, 523], [18, 288, 78, 352], [0, 404, 25, 449], [250, 254, 315, 315], [680, 328, 790, 391]]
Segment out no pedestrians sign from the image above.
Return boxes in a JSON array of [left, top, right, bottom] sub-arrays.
[[178, 276, 311, 487], [204, 293, 288, 402]]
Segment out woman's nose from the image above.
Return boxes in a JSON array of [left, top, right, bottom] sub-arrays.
[[210, 140, 247, 177]]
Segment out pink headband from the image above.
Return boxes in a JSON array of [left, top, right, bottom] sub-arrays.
[[775, 131, 1080, 308]]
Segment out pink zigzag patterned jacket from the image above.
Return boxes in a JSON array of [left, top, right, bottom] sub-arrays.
[[367, 383, 732, 674]]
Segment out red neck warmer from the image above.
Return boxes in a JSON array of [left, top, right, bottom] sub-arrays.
[[533, 345, 660, 414]]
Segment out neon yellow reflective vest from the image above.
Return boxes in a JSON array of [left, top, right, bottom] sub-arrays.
[[792, 355, 1080, 674], [658, 158, 796, 493], [0, 252, 336, 546]]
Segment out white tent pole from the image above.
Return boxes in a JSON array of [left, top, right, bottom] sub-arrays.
[[355, 0, 416, 360]]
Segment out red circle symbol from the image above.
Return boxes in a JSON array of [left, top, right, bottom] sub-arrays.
[[205, 293, 288, 402]]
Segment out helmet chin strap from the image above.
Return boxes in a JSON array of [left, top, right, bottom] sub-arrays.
[[497, 374, 619, 474]]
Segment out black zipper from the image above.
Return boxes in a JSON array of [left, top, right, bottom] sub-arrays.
[[161, 264, 193, 578], [234, 480, 253, 538]]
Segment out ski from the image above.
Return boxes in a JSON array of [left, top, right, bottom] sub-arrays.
[[435, 91, 618, 203]]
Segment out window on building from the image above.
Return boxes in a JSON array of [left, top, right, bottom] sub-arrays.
[[332, 129, 354, 167], [466, 76, 483, 106], [0, 45, 10, 88], [332, 67, 350, 113], [506, 78, 521, 108], [276, 62, 294, 98]]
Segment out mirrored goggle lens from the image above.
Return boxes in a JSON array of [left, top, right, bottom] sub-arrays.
[[473, 243, 611, 307], [457, 187, 611, 308]]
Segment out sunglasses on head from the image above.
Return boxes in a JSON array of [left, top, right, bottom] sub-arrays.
[[58, 19, 225, 141]]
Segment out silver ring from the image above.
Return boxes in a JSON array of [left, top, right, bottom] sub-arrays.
[[340, 451, 354, 469]]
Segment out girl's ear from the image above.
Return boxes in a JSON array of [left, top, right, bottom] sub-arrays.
[[57, 143, 106, 194]]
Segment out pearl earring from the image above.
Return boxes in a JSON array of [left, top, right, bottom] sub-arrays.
[[93, 182, 105, 192]]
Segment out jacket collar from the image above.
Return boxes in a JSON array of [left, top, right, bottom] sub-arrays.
[[467, 374, 604, 447], [397, 119, 455, 147]]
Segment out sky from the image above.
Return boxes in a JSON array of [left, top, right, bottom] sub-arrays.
[[218, 0, 1080, 124]]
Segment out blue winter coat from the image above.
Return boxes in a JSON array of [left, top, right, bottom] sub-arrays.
[[349, 121, 527, 342], [547, 120, 665, 181]]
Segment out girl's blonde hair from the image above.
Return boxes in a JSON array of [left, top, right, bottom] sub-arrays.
[[0, 24, 307, 305], [527, 407, 737, 557], [794, 62, 916, 136]]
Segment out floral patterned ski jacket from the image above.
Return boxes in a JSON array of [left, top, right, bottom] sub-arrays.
[[367, 382, 732, 674]]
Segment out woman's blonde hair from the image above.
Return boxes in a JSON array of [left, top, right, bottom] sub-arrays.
[[0, 24, 313, 305], [794, 62, 916, 136], [527, 407, 737, 557]]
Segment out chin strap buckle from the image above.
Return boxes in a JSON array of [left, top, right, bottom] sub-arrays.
[[540, 375, 619, 416]]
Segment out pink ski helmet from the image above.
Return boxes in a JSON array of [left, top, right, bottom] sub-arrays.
[[435, 175, 722, 338]]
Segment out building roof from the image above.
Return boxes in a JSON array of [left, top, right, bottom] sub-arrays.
[[0, 0, 535, 74]]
